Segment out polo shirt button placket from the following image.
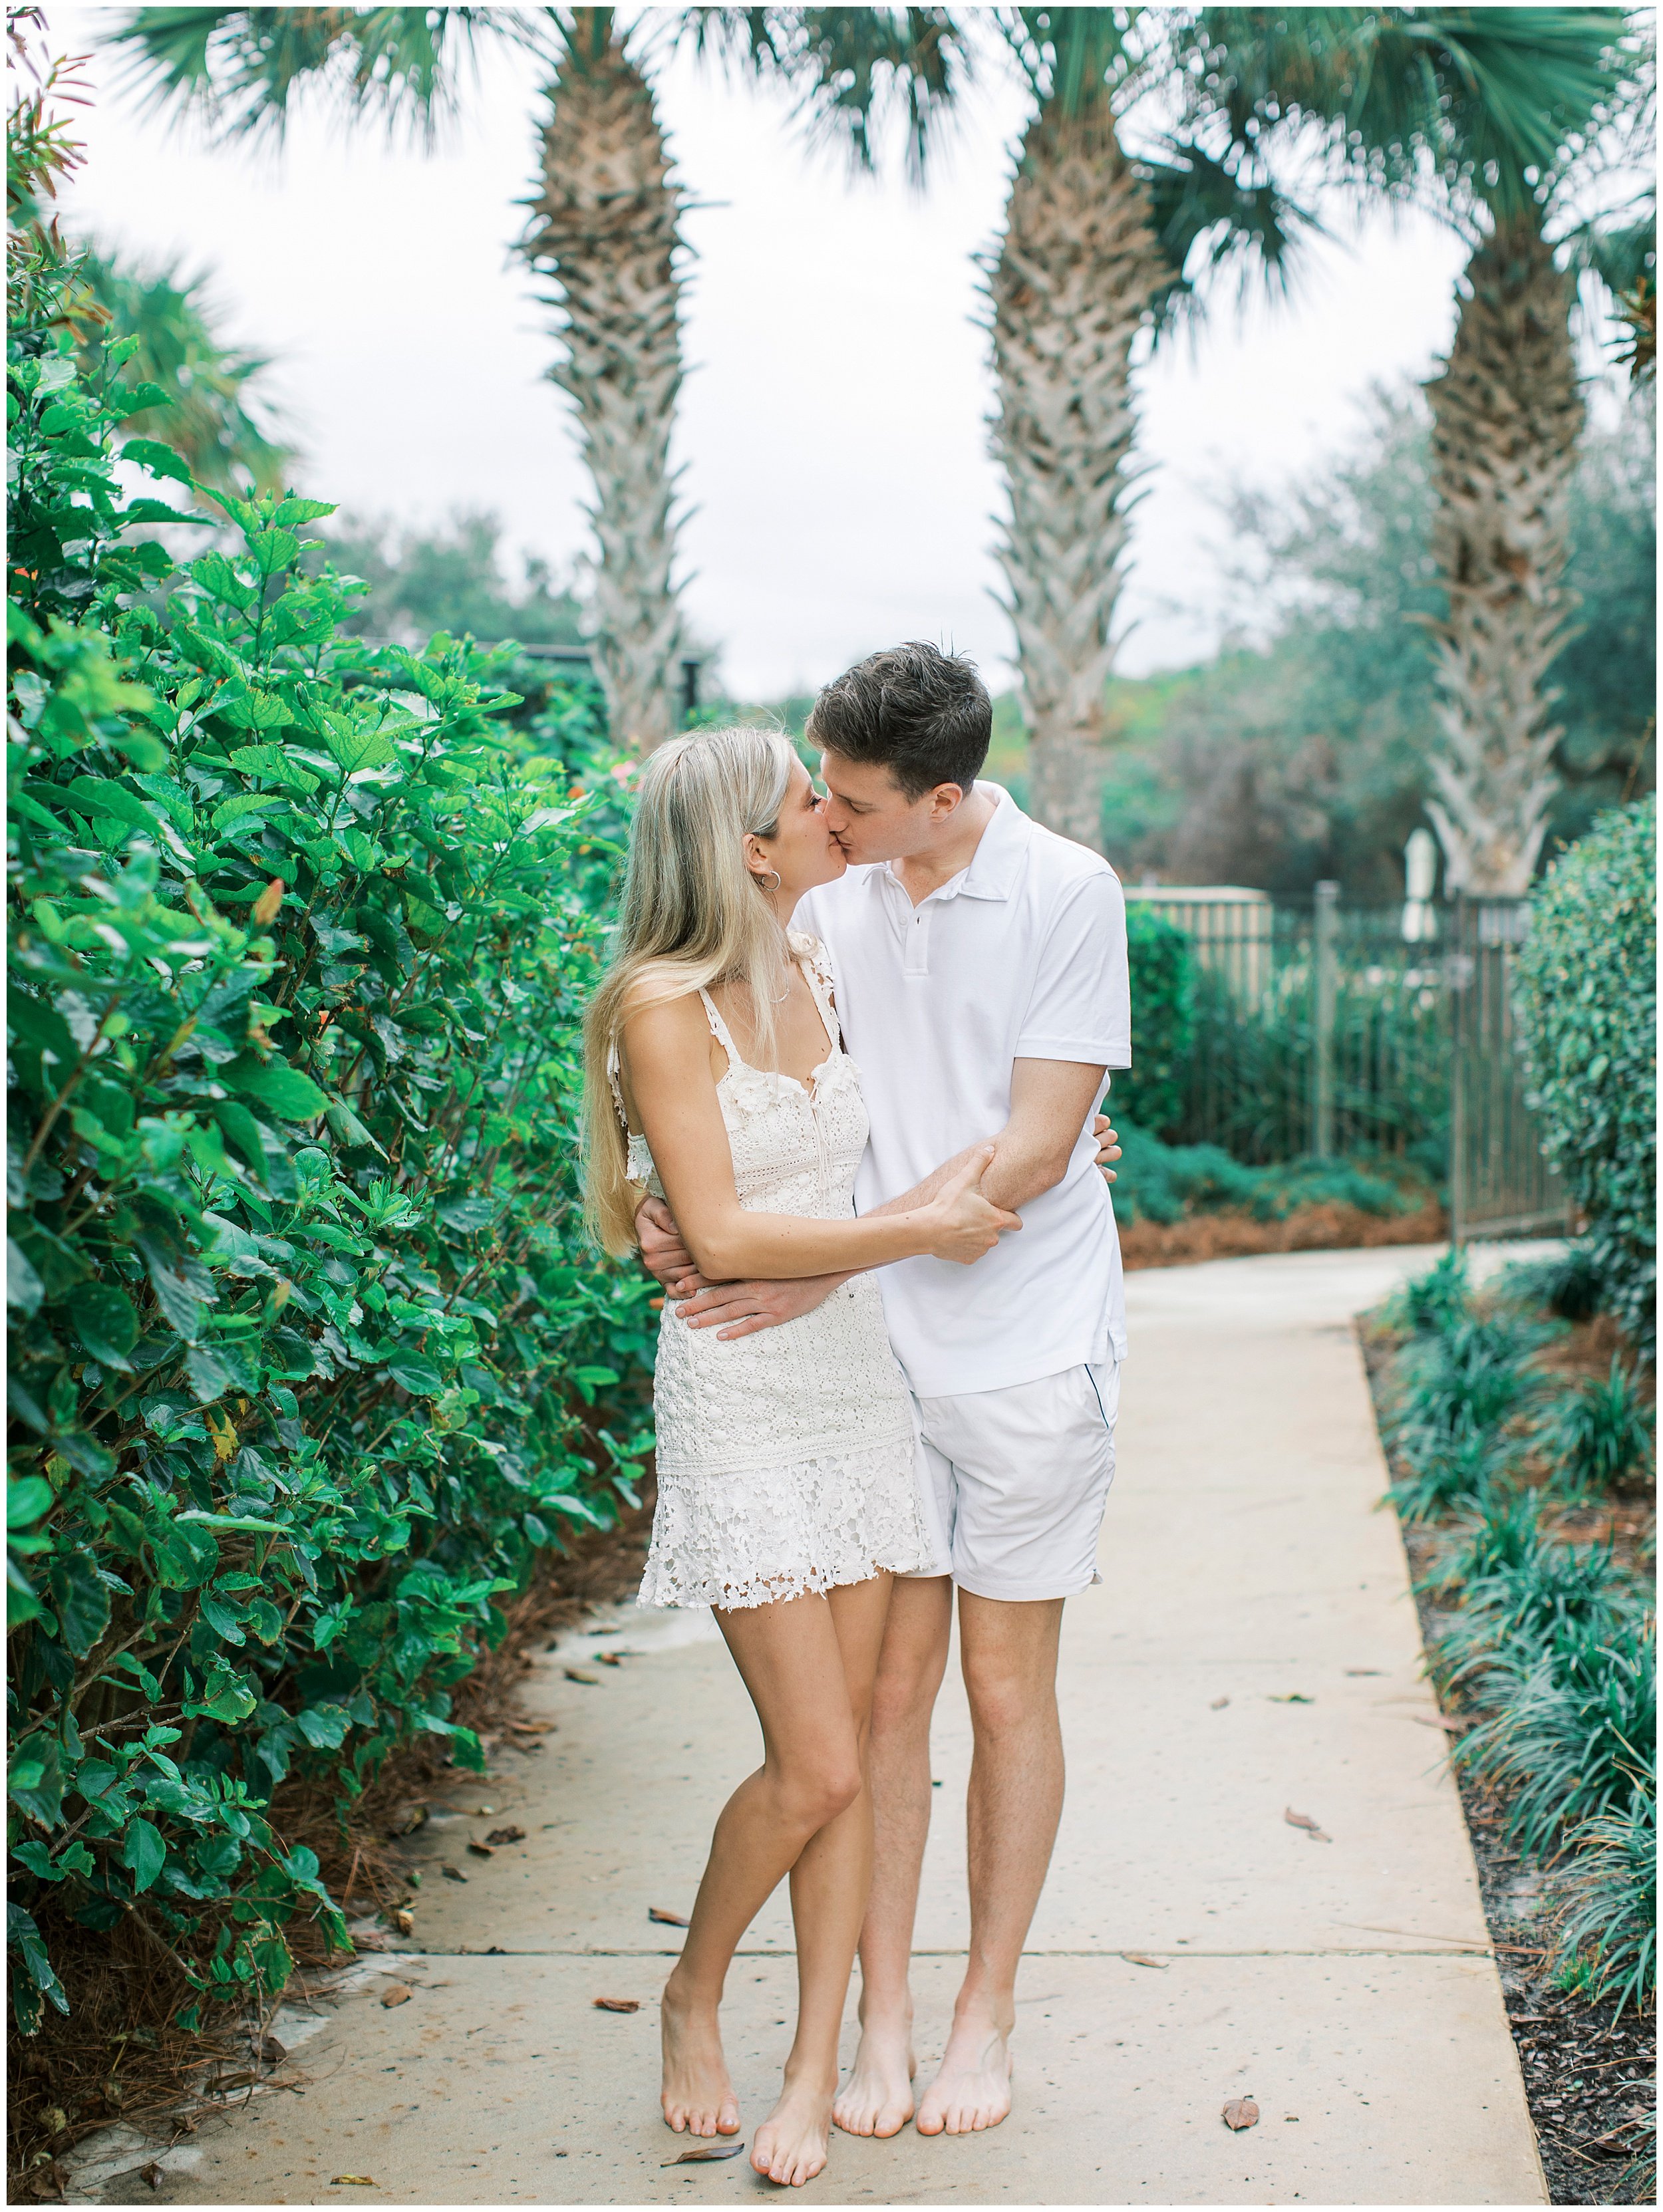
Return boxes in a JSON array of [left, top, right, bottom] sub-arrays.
[[905, 904, 931, 980]]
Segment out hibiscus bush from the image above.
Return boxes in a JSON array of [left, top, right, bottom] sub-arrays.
[[7, 241, 653, 2035]]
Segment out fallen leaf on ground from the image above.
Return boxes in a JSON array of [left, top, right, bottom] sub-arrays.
[[331, 2177, 378, 2187], [440, 1865, 468, 1883], [1412, 1713, 1472, 1733], [662, 2144, 746, 2166], [1267, 1693, 1314, 1704], [595, 1650, 626, 1666], [508, 1721, 554, 1734], [1121, 1952, 1167, 1970], [27, 2161, 67, 2199], [467, 1841, 494, 1858], [1344, 1668, 1384, 1677], [390, 1909, 414, 1935], [1221, 2099, 1260, 2132], [564, 1668, 600, 1686], [1209, 1696, 1229, 1710], [485, 1945, 506, 1955], [385, 1803, 428, 1838], [1285, 1806, 1331, 1842], [593, 1997, 640, 2013], [380, 1985, 412, 2008], [139, 2163, 163, 2192], [486, 1826, 528, 1846], [649, 1907, 690, 1927], [256, 2034, 287, 2064]]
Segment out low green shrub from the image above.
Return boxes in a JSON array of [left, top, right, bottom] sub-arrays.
[[1548, 1783, 1656, 2017], [1386, 1433, 1517, 1524], [1533, 1358, 1656, 1500], [1456, 1615, 1656, 1858], [1515, 799, 1656, 1359], [1495, 1241, 1607, 1325], [1428, 1521, 1638, 1684], [1384, 1313, 1556, 1459], [1379, 1244, 1472, 1338], [7, 258, 652, 2034], [1110, 1121, 1432, 1229]]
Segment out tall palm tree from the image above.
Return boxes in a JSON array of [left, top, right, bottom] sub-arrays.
[[978, 9, 1314, 848], [1211, 7, 1636, 895], [110, 6, 965, 752]]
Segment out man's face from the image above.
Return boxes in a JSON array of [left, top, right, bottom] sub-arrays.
[[817, 749, 965, 865]]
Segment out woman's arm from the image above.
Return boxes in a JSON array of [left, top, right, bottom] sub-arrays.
[[621, 993, 1016, 1280]]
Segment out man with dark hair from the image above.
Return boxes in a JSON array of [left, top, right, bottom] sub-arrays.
[[637, 638, 1129, 2144]]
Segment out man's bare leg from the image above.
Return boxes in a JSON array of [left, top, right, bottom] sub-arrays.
[[915, 1592, 1066, 2136], [831, 1575, 953, 2138]]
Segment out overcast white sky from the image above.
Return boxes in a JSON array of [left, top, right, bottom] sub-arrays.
[[53, 5, 1583, 698]]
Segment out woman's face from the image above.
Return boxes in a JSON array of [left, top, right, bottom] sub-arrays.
[[750, 756, 845, 901]]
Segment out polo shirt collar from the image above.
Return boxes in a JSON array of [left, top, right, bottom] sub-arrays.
[[875, 780, 1032, 906]]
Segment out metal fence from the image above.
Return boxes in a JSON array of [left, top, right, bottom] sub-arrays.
[[1124, 885, 1571, 1239]]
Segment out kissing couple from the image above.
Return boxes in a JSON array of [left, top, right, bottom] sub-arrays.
[[582, 642, 1130, 2186]]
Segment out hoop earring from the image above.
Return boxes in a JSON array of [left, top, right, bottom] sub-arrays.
[[757, 869, 782, 893]]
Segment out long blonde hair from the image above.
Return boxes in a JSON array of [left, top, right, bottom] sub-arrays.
[[582, 725, 799, 1254]]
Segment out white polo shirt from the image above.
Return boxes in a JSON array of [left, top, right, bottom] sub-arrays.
[[797, 783, 1130, 1398]]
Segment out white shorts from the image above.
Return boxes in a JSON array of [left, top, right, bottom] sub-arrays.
[[907, 1361, 1120, 1603]]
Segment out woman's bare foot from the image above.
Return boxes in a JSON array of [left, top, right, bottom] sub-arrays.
[[661, 1981, 739, 2138], [915, 2006, 1014, 2135], [751, 2075, 835, 2187], [831, 2013, 916, 2138]]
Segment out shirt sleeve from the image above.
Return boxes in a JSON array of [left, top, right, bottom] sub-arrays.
[[1015, 869, 1132, 1069]]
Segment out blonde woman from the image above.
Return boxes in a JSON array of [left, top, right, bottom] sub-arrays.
[[584, 727, 1014, 2187]]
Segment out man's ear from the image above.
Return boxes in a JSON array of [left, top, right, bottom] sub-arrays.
[[928, 781, 966, 821]]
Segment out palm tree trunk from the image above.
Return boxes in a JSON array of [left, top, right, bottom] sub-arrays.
[[1422, 217, 1583, 895], [522, 13, 686, 754], [987, 102, 1168, 850]]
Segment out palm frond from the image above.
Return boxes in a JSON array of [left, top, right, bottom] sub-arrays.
[[688, 7, 971, 184], [997, 5, 1149, 123], [1140, 134, 1321, 329], [1193, 5, 1634, 220], [102, 5, 527, 145]]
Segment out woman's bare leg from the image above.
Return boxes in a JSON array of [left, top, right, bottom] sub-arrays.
[[660, 1575, 890, 2185]]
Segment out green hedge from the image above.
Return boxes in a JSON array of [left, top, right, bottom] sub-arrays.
[[1111, 904, 1194, 1138], [7, 274, 653, 2033], [1515, 801, 1656, 1358]]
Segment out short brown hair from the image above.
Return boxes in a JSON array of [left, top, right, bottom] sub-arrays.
[[807, 641, 991, 801]]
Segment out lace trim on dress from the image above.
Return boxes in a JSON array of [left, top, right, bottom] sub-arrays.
[[639, 1431, 931, 1612]]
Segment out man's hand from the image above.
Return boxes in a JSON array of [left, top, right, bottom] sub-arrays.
[[636, 1194, 707, 1297], [674, 1274, 849, 1341], [1094, 1113, 1121, 1182]]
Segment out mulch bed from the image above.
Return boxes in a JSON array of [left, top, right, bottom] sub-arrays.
[[1362, 1311, 1657, 2207], [1119, 1196, 1445, 1270]]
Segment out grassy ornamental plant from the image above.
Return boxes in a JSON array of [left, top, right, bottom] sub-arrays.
[[6, 259, 655, 2034]]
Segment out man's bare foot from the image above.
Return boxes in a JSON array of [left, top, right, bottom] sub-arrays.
[[832, 2016, 916, 2138], [751, 2076, 835, 2187], [915, 2008, 1014, 2136], [661, 1982, 739, 2138]]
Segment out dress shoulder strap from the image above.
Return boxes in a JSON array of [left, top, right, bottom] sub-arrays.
[[603, 1041, 629, 1133], [698, 986, 742, 1064], [790, 932, 841, 1044]]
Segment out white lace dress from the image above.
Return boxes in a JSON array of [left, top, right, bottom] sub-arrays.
[[622, 935, 930, 1611]]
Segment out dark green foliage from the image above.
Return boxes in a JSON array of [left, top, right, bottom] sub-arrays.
[[76, 247, 291, 493], [1385, 1312, 1555, 1454], [1495, 1240, 1606, 1323], [1380, 1243, 1471, 1337], [1109, 1121, 1431, 1229], [1386, 1430, 1518, 1524], [1455, 1615, 1656, 1858], [1514, 799, 1657, 1357], [1427, 1519, 1638, 1682], [7, 273, 652, 2033], [1549, 1786, 1656, 2016], [1533, 1358, 1655, 1500], [1113, 906, 1193, 1139]]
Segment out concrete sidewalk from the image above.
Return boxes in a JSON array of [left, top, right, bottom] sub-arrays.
[[85, 1243, 1549, 2207]]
